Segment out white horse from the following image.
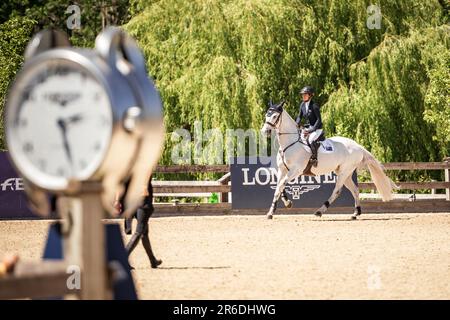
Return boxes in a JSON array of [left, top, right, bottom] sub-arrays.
[[260, 101, 397, 220]]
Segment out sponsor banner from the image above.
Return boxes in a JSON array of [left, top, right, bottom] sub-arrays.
[[230, 157, 357, 209], [0, 151, 38, 219]]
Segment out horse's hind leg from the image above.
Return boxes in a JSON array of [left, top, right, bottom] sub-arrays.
[[314, 169, 353, 217], [343, 176, 361, 220]]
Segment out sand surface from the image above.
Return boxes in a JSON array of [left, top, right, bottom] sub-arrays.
[[1, 213, 449, 299]]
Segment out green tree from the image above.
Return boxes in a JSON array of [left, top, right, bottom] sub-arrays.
[[1, 0, 448, 170], [124, 0, 447, 167], [423, 43, 450, 157], [323, 26, 450, 163]]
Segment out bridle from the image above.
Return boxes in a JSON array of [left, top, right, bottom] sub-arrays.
[[263, 105, 319, 173], [264, 108, 304, 138], [264, 108, 282, 128], [264, 108, 310, 172]]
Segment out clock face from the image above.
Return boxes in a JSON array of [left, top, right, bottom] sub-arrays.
[[7, 59, 113, 190]]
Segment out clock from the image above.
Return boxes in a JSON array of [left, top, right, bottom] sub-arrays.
[[6, 59, 113, 190], [5, 28, 165, 216]]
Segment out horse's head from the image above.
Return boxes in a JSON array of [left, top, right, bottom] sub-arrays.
[[261, 100, 285, 136]]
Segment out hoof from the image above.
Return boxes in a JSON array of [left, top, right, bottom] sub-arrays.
[[266, 214, 273, 220], [286, 200, 293, 209], [314, 211, 322, 217], [351, 215, 357, 220], [151, 259, 162, 269]]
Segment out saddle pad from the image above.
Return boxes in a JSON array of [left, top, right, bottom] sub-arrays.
[[320, 139, 334, 153]]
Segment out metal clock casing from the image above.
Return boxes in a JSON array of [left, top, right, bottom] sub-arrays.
[[5, 28, 165, 217]]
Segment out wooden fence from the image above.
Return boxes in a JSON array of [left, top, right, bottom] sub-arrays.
[[152, 161, 450, 215]]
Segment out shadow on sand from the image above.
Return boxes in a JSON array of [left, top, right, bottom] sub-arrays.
[[155, 266, 231, 270], [313, 216, 414, 222]]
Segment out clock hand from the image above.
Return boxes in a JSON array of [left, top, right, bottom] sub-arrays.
[[65, 113, 83, 125], [57, 118, 73, 165]]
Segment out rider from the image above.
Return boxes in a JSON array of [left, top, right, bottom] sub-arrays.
[[295, 86, 324, 167]]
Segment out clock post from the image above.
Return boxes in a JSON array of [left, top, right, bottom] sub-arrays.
[[57, 181, 111, 300]]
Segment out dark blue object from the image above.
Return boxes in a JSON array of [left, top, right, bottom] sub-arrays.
[[43, 222, 138, 300], [231, 156, 357, 209]]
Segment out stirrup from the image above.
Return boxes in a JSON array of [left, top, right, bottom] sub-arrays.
[[309, 155, 318, 167]]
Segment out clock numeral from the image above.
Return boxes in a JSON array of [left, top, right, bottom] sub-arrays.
[[36, 73, 48, 84], [80, 72, 88, 81], [79, 160, 87, 170], [99, 116, 110, 127], [37, 159, 47, 171], [56, 167, 66, 177], [14, 118, 28, 128], [23, 142, 34, 154], [93, 142, 101, 151], [54, 66, 71, 76], [19, 118, 28, 128], [22, 90, 35, 102]]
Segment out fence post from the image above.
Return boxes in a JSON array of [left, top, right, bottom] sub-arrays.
[[444, 157, 450, 201], [218, 172, 231, 203], [445, 168, 450, 201], [431, 180, 436, 195]]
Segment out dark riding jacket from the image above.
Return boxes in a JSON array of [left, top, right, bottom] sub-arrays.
[[295, 99, 322, 132]]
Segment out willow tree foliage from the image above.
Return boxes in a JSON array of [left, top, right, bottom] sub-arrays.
[[423, 41, 450, 157], [1, 0, 133, 47], [323, 26, 450, 164], [0, 0, 448, 166], [125, 0, 448, 167]]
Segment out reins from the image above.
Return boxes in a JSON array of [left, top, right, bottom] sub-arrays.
[[266, 109, 310, 171]]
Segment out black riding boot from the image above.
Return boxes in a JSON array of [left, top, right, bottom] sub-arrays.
[[141, 226, 162, 268], [124, 216, 133, 235], [125, 208, 162, 268], [310, 140, 319, 167], [125, 232, 141, 255]]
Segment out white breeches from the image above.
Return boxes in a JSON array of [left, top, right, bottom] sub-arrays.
[[305, 129, 323, 144]]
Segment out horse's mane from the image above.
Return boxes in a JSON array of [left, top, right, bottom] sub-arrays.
[[281, 107, 296, 124]]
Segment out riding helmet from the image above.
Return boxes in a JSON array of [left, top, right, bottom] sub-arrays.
[[300, 86, 315, 95]]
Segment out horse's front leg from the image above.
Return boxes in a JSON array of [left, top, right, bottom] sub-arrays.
[[281, 189, 292, 208], [274, 167, 292, 209], [267, 175, 289, 219]]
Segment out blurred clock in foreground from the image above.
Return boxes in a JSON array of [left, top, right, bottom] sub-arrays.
[[5, 28, 165, 217]]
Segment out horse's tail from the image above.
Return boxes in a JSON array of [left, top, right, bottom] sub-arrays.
[[361, 148, 398, 201]]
